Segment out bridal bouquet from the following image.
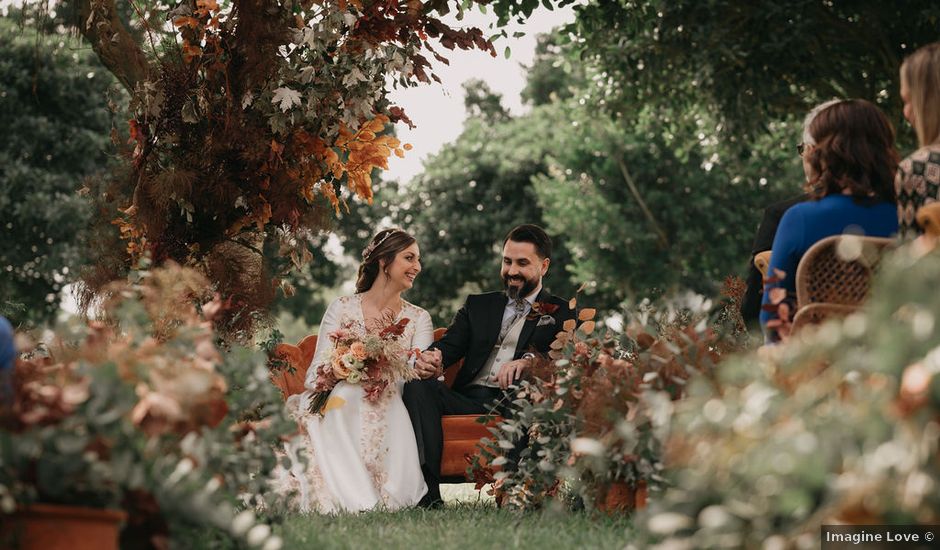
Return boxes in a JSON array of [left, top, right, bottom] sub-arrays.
[[307, 317, 417, 415]]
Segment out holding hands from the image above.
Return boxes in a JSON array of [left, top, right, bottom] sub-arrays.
[[415, 348, 443, 379]]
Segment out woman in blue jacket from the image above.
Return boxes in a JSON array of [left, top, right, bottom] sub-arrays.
[[761, 100, 899, 340]]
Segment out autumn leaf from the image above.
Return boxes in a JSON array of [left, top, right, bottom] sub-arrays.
[[578, 308, 596, 321], [580, 321, 596, 335], [562, 319, 577, 332], [272, 87, 302, 112], [173, 16, 200, 28]]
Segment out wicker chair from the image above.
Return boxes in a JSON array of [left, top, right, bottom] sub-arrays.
[[790, 235, 894, 332], [271, 328, 498, 482], [753, 250, 772, 279]]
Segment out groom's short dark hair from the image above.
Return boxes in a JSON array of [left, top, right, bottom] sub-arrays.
[[504, 224, 553, 259]]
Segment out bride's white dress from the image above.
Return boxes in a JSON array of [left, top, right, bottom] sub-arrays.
[[276, 294, 431, 513]]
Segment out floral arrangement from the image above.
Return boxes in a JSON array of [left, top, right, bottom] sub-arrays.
[[470, 284, 747, 511], [307, 317, 416, 415], [0, 263, 295, 548], [628, 243, 940, 547]]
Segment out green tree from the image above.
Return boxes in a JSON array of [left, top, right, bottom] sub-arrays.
[[392, 81, 577, 325], [0, 18, 117, 325], [405, 32, 802, 320], [569, 0, 938, 144], [532, 102, 801, 307]]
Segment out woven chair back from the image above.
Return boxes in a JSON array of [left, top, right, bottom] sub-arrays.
[[795, 235, 894, 309]]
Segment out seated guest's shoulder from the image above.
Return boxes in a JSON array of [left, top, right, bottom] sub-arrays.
[[764, 194, 808, 217], [900, 145, 940, 174]]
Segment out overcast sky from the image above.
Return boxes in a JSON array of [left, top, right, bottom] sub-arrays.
[[384, 4, 578, 183]]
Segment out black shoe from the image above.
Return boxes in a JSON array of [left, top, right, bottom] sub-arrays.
[[417, 493, 444, 509]]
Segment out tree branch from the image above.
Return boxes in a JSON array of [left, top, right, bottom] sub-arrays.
[[615, 155, 670, 250], [76, 0, 150, 93]]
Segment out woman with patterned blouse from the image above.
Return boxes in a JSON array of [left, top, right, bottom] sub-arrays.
[[896, 42, 940, 239]]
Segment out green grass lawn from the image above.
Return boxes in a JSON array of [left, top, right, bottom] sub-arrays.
[[176, 486, 636, 549], [277, 503, 636, 550]]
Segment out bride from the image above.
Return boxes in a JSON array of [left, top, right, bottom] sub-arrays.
[[276, 228, 439, 513]]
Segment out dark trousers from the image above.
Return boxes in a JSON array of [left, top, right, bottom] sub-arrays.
[[402, 379, 505, 502]]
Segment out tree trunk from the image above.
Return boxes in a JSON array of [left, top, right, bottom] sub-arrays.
[[76, 0, 150, 93]]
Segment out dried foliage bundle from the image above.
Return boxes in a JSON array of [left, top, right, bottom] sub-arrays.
[[1, 264, 296, 548], [470, 288, 747, 511], [67, 0, 506, 337]]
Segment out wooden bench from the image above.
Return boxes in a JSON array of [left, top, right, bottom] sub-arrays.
[[271, 328, 499, 482]]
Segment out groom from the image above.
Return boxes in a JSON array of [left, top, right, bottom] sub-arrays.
[[403, 224, 576, 508]]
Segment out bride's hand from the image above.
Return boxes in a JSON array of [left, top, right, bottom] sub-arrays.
[[415, 349, 442, 379]]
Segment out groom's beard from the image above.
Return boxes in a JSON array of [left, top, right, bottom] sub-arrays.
[[504, 275, 538, 300]]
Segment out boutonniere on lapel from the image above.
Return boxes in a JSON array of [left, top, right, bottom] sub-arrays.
[[527, 301, 559, 326]]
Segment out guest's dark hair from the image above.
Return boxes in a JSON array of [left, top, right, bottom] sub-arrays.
[[504, 224, 553, 259], [804, 99, 898, 203], [355, 229, 416, 293]]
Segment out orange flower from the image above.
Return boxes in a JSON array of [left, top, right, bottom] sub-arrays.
[[350, 341, 368, 361], [331, 352, 351, 379]]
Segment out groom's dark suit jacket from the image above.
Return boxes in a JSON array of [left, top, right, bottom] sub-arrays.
[[429, 289, 576, 390]]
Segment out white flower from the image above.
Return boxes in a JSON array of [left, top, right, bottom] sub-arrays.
[[0, 494, 14, 514], [231, 510, 255, 536], [346, 371, 362, 384], [647, 512, 693, 535], [341, 353, 361, 370], [246, 523, 271, 546], [204, 477, 221, 494], [570, 437, 605, 457], [262, 536, 284, 550], [166, 458, 194, 485]]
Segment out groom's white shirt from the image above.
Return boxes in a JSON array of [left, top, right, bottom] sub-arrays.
[[470, 284, 541, 388]]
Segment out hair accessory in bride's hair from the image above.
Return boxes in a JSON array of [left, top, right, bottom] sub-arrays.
[[362, 229, 400, 260]]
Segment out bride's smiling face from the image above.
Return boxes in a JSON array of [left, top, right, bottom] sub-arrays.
[[383, 243, 421, 290]]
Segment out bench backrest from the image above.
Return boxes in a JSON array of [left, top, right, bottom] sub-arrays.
[[271, 328, 463, 397]]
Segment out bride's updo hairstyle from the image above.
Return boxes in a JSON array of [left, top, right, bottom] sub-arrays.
[[355, 228, 416, 293]]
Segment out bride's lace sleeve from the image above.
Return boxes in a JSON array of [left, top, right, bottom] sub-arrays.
[[411, 308, 434, 355], [304, 297, 344, 391]]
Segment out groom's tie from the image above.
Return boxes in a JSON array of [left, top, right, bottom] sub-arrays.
[[499, 299, 527, 342]]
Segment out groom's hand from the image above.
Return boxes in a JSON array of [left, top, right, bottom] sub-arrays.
[[493, 359, 529, 389], [415, 349, 442, 379]]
